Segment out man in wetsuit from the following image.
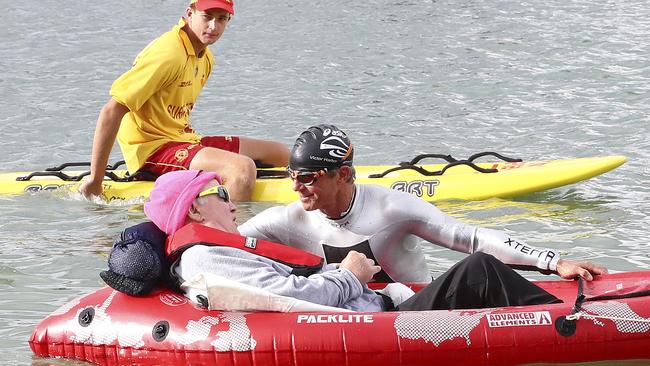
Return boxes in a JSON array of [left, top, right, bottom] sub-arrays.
[[238, 124, 607, 284]]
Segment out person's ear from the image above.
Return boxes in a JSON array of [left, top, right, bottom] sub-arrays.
[[187, 202, 203, 222], [339, 166, 352, 182]]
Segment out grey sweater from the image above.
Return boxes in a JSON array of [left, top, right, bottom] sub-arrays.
[[175, 245, 385, 312]]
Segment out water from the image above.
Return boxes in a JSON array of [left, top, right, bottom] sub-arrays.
[[1, 0, 649, 365]]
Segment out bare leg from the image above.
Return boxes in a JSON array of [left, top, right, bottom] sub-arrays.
[[238, 137, 289, 167], [189, 147, 256, 202]]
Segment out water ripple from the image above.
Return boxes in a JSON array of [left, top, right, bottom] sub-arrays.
[[2, 0, 650, 364]]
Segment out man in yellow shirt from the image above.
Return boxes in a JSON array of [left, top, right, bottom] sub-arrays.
[[79, 0, 288, 201]]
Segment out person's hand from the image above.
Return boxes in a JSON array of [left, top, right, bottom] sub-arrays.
[[556, 259, 608, 281], [78, 177, 104, 199], [339, 251, 381, 284]]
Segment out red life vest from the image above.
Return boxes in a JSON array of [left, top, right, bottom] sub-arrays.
[[166, 223, 324, 276]]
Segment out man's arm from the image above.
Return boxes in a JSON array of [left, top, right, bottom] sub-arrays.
[[79, 99, 129, 198], [414, 214, 608, 280], [389, 189, 609, 280]]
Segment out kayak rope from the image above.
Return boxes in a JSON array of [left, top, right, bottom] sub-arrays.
[[368, 151, 522, 178], [19, 151, 522, 181], [566, 312, 650, 323], [16, 160, 289, 181], [556, 279, 650, 337]]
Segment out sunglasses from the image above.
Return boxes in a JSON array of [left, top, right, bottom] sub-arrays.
[[287, 168, 332, 186], [198, 184, 230, 202]]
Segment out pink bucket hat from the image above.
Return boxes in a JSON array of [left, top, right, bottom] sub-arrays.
[[144, 170, 221, 235]]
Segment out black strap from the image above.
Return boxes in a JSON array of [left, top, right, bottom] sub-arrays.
[[375, 291, 396, 311]]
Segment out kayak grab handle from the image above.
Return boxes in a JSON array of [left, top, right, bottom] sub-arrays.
[[16, 170, 127, 182], [369, 160, 498, 179], [17, 159, 285, 182], [400, 151, 522, 166], [44, 160, 126, 172], [17, 171, 87, 182], [44, 162, 90, 171]]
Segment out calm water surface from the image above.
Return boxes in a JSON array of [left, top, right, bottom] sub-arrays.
[[1, 0, 649, 365]]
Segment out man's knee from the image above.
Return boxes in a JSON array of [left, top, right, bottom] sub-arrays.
[[452, 252, 503, 281], [464, 252, 497, 266], [222, 157, 256, 187]]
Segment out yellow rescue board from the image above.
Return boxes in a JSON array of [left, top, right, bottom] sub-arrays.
[[0, 155, 626, 203]]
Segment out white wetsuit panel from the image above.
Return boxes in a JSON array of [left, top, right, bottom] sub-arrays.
[[238, 184, 559, 284]]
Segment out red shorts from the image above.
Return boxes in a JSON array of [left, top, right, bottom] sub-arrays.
[[141, 136, 240, 176]]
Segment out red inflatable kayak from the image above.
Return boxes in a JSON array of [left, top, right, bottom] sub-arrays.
[[30, 271, 650, 366]]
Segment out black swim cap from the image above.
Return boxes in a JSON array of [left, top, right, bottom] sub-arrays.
[[289, 124, 354, 171]]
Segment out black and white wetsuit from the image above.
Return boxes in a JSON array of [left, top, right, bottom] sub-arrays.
[[238, 184, 559, 284]]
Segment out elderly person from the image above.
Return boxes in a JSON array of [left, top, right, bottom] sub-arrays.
[[138, 170, 561, 311]]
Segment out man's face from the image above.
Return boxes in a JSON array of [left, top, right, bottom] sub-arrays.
[[193, 182, 238, 232], [186, 7, 230, 46], [291, 168, 342, 214]]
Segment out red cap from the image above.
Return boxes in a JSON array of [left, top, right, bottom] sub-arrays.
[[191, 0, 234, 14]]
